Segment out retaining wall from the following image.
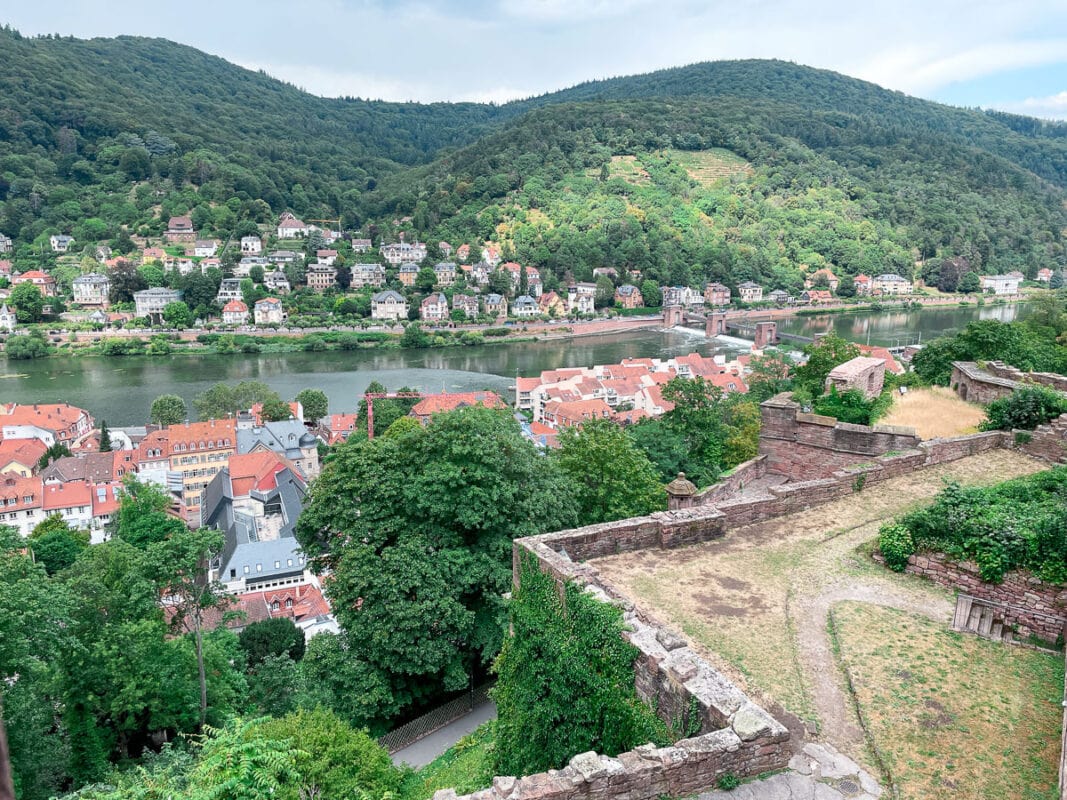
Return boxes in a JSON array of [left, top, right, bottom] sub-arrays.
[[903, 552, 1067, 644]]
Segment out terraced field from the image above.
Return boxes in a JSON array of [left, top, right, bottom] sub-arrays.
[[667, 148, 752, 186]]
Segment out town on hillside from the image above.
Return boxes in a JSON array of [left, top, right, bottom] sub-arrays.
[[0, 211, 1054, 351]]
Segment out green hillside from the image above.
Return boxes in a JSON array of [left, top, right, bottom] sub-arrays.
[[0, 29, 1065, 294]]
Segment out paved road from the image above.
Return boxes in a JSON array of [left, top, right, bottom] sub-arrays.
[[391, 701, 497, 769]]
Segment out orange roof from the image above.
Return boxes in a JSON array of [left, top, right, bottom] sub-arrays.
[[516, 377, 542, 392], [226, 451, 292, 496], [166, 419, 235, 447], [249, 401, 301, 425], [42, 481, 91, 511], [411, 391, 505, 417], [858, 345, 904, 374], [612, 409, 651, 424], [91, 482, 123, 517], [0, 475, 41, 506], [643, 385, 676, 413], [138, 429, 171, 459], [545, 398, 613, 427], [0, 438, 47, 469], [0, 403, 91, 435], [222, 300, 248, 313], [706, 372, 749, 393], [14, 270, 54, 282]]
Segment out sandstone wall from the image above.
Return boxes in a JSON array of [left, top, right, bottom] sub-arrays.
[[1017, 414, 1067, 464], [687, 456, 767, 507], [903, 552, 1067, 644], [758, 394, 921, 480], [986, 361, 1067, 393]]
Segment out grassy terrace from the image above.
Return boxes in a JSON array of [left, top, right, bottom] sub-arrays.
[[593, 449, 1059, 793], [833, 602, 1062, 800]]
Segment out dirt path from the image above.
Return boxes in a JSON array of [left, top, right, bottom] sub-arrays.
[[795, 580, 953, 751]]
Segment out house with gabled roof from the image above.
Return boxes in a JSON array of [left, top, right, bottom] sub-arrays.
[[371, 290, 408, 321]]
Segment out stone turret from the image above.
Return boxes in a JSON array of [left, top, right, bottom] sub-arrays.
[[666, 472, 698, 510]]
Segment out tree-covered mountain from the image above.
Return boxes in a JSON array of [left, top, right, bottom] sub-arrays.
[[1, 28, 1065, 294]]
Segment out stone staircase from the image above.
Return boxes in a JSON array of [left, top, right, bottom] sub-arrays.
[[952, 595, 1015, 643]]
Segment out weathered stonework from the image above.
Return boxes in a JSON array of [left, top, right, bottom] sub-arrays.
[[900, 552, 1067, 644], [825, 356, 886, 399]]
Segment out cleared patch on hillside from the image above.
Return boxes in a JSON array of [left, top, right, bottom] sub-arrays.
[[881, 386, 987, 439], [667, 148, 752, 187], [586, 155, 651, 185], [832, 601, 1062, 800]]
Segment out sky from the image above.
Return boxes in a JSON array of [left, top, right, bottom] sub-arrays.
[[3, 0, 1067, 118]]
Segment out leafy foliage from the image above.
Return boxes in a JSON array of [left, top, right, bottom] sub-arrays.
[[193, 381, 281, 421], [813, 387, 883, 425], [555, 418, 665, 525], [980, 385, 1067, 431], [878, 523, 915, 572], [295, 406, 578, 729], [239, 618, 307, 669], [149, 393, 188, 426], [493, 556, 672, 776], [294, 388, 328, 423], [894, 469, 1067, 583], [792, 334, 860, 397]]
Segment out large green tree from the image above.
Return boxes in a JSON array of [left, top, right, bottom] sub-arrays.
[[194, 380, 282, 421], [150, 393, 188, 426], [555, 418, 665, 525], [9, 283, 44, 323], [791, 333, 861, 398], [296, 407, 578, 728], [295, 388, 328, 423]]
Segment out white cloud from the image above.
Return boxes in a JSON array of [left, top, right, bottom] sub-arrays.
[[497, 0, 655, 22], [997, 91, 1067, 120]]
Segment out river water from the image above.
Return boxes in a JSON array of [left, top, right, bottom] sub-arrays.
[[1, 303, 1026, 426]]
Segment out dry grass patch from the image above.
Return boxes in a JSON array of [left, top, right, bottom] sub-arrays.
[[881, 386, 987, 439], [593, 450, 1046, 728], [586, 155, 651, 185], [667, 148, 752, 187], [832, 601, 1062, 800]]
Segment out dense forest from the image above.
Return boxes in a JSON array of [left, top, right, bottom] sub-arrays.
[[1, 29, 1066, 293]]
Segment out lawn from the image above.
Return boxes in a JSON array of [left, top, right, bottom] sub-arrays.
[[880, 386, 987, 439], [666, 148, 752, 187], [398, 722, 497, 800], [831, 601, 1063, 800]]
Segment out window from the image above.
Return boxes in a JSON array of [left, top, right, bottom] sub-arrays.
[[256, 563, 262, 572], [285, 598, 293, 608], [229, 569, 236, 578], [286, 558, 293, 567], [243, 565, 249, 575], [22, 496, 31, 504], [274, 560, 280, 569], [271, 600, 280, 611]]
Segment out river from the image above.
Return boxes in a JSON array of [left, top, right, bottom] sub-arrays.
[[1, 303, 1027, 426]]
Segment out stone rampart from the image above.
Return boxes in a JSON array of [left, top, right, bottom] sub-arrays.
[[688, 456, 767, 507], [902, 552, 1067, 644], [758, 394, 921, 479], [1017, 414, 1067, 464], [986, 361, 1067, 393]]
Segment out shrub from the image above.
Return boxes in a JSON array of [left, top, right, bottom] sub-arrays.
[[813, 387, 879, 425], [878, 523, 915, 572], [717, 773, 741, 790], [980, 385, 1067, 431]]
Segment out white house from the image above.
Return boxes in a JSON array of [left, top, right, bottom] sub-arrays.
[[72, 273, 110, 307], [567, 283, 597, 314], [0, 304, 15, 332], [512, 295, 540, 317], [738, 282, 764, 303], [216, 278, 243, 304], [134, 287, 182, 319], [277, 212, 310, 239], [264, 271, 291, 293], [371, 290, 408, 321], [222, 300, 249, 326], [872, 274, 912, 295], [351, 263, 385, 289], [381, 241, 427, 265], [980, 274, 1022, 295], [420, 292, 449, 322], [49, 234, 74, 253], [0, 234, 11, 253], [254, 297, 286, 326], [241, 236, 263, 255], [194, 240, 218, 258]]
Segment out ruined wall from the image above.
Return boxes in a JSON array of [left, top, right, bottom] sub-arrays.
[[1017, 414, 1067, 464], [687, 456, 768, 507], [902, 552, 1067, 644], [986, 361, 1067, 393], [950, 362, 1019, 404], [758, 394, 921, 479]]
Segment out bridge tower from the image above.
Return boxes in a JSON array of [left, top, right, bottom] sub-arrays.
[[663, 305, 684, 327], [706, 311, 727, 337], [754, 321, 778, 349]]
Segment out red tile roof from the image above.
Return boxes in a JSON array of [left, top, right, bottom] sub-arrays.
[[411, 391, 505, 417], [166, 419, 236, 448], [0, 476, 41, 507], [226, 451, 293, 497], [222, 300, 248, 313], [0, 438, 46, 470], [0, 403, 91, 438], [42, 481, 91, 511]]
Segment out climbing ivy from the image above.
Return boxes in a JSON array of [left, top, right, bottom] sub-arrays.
[[492, 555, 672, 776]]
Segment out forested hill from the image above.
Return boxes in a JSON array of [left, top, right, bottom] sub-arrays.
[[511, 60, 1067, 188], [1, 28, 1066, 292]]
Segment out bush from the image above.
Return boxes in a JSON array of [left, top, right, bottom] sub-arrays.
[[813, 387, 879, 425], [878, 523, 915, 572], [980, 385, 1067, 431], [5, 333, 50, 359]]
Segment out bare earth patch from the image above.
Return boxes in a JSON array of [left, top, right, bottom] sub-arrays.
[[880, 387, 987, 439], [592, 450, 1049, 768], [832, 601, 1062, 800]]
